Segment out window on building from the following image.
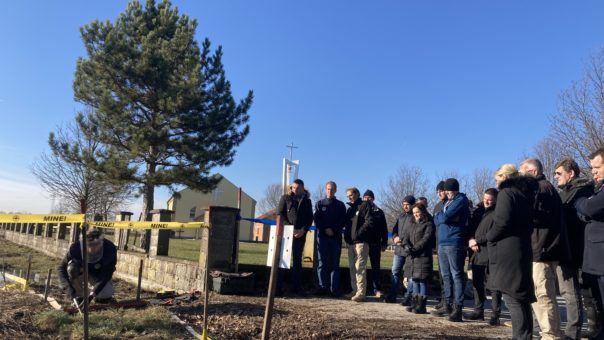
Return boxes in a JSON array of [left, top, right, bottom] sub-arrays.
[[189, 206, 196, 219]]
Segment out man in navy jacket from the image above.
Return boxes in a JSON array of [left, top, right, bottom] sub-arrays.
[[432, 178, 469, 322]]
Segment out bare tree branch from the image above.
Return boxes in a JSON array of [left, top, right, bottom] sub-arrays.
[[380, 165, 429, 227]]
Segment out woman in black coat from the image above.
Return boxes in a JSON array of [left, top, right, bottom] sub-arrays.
[[402, 203, 435, 314], [466, 188, 503, 325], [487, 164, 537, 340]]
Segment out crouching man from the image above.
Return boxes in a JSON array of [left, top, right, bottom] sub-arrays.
[[58, 228, 117, 306]]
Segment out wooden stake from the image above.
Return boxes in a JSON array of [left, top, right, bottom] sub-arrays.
[[261, 215, 284, 340], [136, 259, 143, 301], [44, 268, 52, 301]]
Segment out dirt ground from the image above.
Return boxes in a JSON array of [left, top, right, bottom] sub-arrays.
[[171, 293, 514, 339], [1, 238, 513, 339]]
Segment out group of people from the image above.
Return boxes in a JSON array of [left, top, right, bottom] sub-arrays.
[[277, 146, 604, 340]]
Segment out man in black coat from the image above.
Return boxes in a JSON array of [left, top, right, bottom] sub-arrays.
[[555, 158, 594, 339], [313, 181, 347, 297], [520, 158, 565, 340], [343, 187, 363, 298], [349, 189, 388, 302], [576, 147, 604, 340], [58, 228, 117, 305], [386, 195, 415, 303], [277, 178, 313, 295]]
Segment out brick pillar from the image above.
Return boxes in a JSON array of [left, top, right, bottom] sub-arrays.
[[149, 209, 173, 257], [199, 206, 239, 272], [115, 211, 133, 251]]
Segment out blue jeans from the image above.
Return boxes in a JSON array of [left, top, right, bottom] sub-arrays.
[[438, 245, 466, 305], [387, 255, 405, 299], [317, 236, 342, 294], [368, 244, 382, 292], [413, 279, 427, 297]]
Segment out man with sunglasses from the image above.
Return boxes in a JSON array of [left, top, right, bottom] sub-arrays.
[[58, 228, 118, 305]]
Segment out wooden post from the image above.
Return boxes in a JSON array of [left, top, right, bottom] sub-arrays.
[[25, 255, 32, 289], [136, 259, 144, 301], [82, 222, 90, 340], [202, 211, 212, 340], [234, 187, 242, 273], [44, 269, 52, 301], [262, 215, 284, 340]]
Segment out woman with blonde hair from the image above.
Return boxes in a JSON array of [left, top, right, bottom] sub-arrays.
[[487, 163, 538, 340]]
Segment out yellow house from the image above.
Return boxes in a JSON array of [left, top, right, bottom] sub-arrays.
[[166, 175, 256, 240]]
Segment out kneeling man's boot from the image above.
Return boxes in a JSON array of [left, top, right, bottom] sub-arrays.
[[448, 304, 463, 322]]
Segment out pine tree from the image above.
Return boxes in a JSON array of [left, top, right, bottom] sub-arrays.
[[73, 0, 253, 227]]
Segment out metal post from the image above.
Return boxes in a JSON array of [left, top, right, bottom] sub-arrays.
[[25, 254, 32, 289], [136, 259, 143, 301], [262, 215, 284, 340], [44, 269, 52, 301], [82, 223, 90, 340]]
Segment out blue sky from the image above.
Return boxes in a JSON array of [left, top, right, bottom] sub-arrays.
[[1, 1, 603, 215]]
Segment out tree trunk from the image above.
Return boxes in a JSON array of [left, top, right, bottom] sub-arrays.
[[139, 161, 156, 251]]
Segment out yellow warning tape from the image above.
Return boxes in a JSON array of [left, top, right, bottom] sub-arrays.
[[0, 214, 86, 223], [4, 273, 28, 291], [88, 221, 209, 230]]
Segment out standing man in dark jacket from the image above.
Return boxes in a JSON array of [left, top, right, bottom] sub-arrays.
[[386, 195, 415, 303], [432, 178, 470, 322], [58, 228, 117, 305], [576, 147, 604, 340], [344, 187, 363, 298], [313, 181, 347, 297], [520, 158, 565, 340], [277, 178, 314, 295], [466, 188, 503, 324], [349, 189, 388, 302], [488, 166, 538, 340], [363, 190, 388, 299], [555, 158, 593, 339]]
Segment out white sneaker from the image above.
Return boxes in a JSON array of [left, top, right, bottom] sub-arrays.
[[351, 294, 365, 302], [375, 290, 383, 298]]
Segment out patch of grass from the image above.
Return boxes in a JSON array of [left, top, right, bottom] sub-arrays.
[[0, 238, 61, 277], [167, 239, 395, 268], [33, 306, 190, 339]]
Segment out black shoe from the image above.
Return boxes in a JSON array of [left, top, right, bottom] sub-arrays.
[[488, 314, 500, 326], [463, 308, 484, 321], [431, 303, 452, 317], [405, 296, 418, 312], [413, 296, 427, 314], [448, 304, 463, 322]]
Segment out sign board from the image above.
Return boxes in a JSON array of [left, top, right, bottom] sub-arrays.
[[266, 225, 293, 269]]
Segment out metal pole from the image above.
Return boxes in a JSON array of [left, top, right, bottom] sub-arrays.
[[44, 268, 52, 301], [25, 254, 32, 289], [82, 222, 89, 340], [136, 259, 143, 301], [202, 221, 211, 340], [261, 215, 284, 340]]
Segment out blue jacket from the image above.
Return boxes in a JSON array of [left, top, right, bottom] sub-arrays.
[[434, 192, 470, 247], [313, 197, 347, 238]]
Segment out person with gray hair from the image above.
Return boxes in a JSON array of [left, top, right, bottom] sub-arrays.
[[519, 158, 565, 340], [313, 181, 347, 297]]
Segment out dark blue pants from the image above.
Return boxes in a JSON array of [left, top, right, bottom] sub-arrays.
[[387, 254, 405, 299], [503, 294, 533, 340], [317, 236, 342, 294], [438, 245, 466, 305]]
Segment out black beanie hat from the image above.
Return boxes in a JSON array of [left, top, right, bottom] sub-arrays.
[[403, 195, 416, 205], [363, 190, 375, 199], [436, 180, 445, 191], [443, 178, 459, 191]]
